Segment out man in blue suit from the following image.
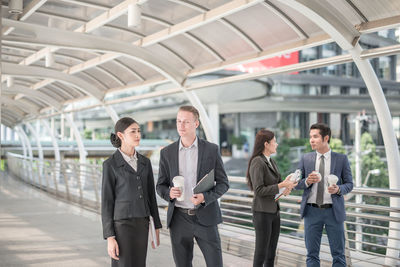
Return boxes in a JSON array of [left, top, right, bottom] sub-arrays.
[[296, 123, 353, 267]]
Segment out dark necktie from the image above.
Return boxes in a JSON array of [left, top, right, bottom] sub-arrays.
[[316, 155, 325, 206]]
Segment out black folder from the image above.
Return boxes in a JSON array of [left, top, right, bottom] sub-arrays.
[[193, 169, 215, 194]]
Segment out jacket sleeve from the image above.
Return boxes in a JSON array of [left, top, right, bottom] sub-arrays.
[[249, 157, 279, 197], [338, 155, 353, 195], [147, 160, 162, 229], [202, 145, 229, 206], [295, 155, 308, 190], [156, 148, 172, 202], [101, 160, 116, 239]]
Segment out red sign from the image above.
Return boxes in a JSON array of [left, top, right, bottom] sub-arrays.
[[226, 52, 299, 74]]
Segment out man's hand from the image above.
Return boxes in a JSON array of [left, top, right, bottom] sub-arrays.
[[328, 184, 339, 194], [306, 172, 320, 185], [107, 237, 119, 260], [191, 193, 204, 205], [169, 187, 182, 200]]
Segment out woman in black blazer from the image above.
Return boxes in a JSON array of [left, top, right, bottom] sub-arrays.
[[102, 117, 162, 267], [246, 129, 297, 267]]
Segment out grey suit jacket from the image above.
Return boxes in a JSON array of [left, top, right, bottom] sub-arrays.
[[296, 151, 353, 222], [156, 137, 229, 228], [249, 155, 282, 213], [101, 150, 162, 239]]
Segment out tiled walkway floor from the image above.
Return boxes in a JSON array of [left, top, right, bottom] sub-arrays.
[[0, 172, 251, 267]]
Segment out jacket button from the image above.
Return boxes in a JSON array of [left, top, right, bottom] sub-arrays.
[[139, 195, 143, 199], [137, 176, 140, 180], [138, 186, 142, 190]]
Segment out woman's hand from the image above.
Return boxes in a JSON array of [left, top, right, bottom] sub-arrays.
[[283, 181, 298, 195], [279, 174, 294, 189], [107, 237, 119, 260], [279, 174, 298, 195], [152, 229, 161, 249]]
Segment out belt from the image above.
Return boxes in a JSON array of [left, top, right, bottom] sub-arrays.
[[307, 203, 333, 209], [176, 207, 196, 216]]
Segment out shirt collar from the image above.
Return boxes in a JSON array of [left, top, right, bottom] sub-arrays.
[[316, 149, 331, 159], [179, 136, 198, 150], [118, 148, 137, 162], [263, 154, 271, 163]]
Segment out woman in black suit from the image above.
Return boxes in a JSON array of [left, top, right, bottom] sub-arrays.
[[246, 129, 297, 267], [102, 117, 162, 267]]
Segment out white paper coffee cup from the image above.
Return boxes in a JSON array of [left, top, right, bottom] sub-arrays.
[[172, 176, 185, 201], [312, 171, 322, 182]]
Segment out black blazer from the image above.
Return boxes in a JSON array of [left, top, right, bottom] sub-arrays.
[[101, 150, 162, 239], [249, 155, 282, 213], [156, 138, 229, 228]]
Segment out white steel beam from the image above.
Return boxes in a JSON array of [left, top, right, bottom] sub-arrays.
[[16, 126, 34, 182], [262, 0, 308, 39], [2, 62, 105, 100], [0, 95, 39, 115], [168, 0, 262, 52], [2, 0, 48, 35], [134, 0, 264, 47], [40, 119, 61, 183], [350, 44, 400, 264], [65, 113, 87, 188], [5, 0, 263, 105], [103, 105, 119, 124], [25, 122, 44, 180], [26, 42, 400, 119], [2, 84, 62, 110], [357, 15, 400, 34], [2, 19, 186, 87]]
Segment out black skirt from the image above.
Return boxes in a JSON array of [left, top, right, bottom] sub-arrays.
[[112, 217, 149, 267]]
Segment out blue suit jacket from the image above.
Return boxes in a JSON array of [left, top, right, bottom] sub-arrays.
[[296, 151, 353, 223]]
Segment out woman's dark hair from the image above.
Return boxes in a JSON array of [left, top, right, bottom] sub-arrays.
[[246, 129, 275, 191], [110, 117, 138, 148]]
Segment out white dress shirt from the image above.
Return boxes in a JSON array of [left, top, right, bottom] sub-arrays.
[[176, 137, 198, 209], [307, 150, 332, 204], [118, 148, 138, 172]]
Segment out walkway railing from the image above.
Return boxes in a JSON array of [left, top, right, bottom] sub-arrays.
[[6, 152, 400, 266]]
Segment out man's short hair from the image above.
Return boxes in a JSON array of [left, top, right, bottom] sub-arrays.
[[178, 105, 199, 121], [310, 123, 331, 143]]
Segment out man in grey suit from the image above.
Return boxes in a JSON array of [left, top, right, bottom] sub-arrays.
[[296, 123, 353, 267], [156, 105, 229, 267]]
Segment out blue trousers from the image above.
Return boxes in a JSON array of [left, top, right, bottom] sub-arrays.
[[304, 205, 346, 267]]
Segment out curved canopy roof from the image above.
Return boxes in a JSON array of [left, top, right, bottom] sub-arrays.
[[1, 0, 400, 127]]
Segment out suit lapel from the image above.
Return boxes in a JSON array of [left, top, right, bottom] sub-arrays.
[[171, 140, 179, 178], [261, 155, 277, 175], [115, 150, 136, 174], [330, 152, 337, 178], [197, 138, 204, 181], [136, 153, 146, 176]]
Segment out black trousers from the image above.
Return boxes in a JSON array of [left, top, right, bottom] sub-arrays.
[[112, 217, 149, 267], [252, 211, 280, 267], [169, 209, 223, 267]]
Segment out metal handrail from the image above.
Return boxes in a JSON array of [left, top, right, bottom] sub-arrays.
[[5, 152, 400, 266]]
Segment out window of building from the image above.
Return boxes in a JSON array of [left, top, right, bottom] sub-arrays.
[[360, 87, 368, 95], [378, 56, 391, 80], [340, 86, 349, 95], [317, 113, 330, 125], [321, 85, 329, 95], [299, 47, 318, 74]]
